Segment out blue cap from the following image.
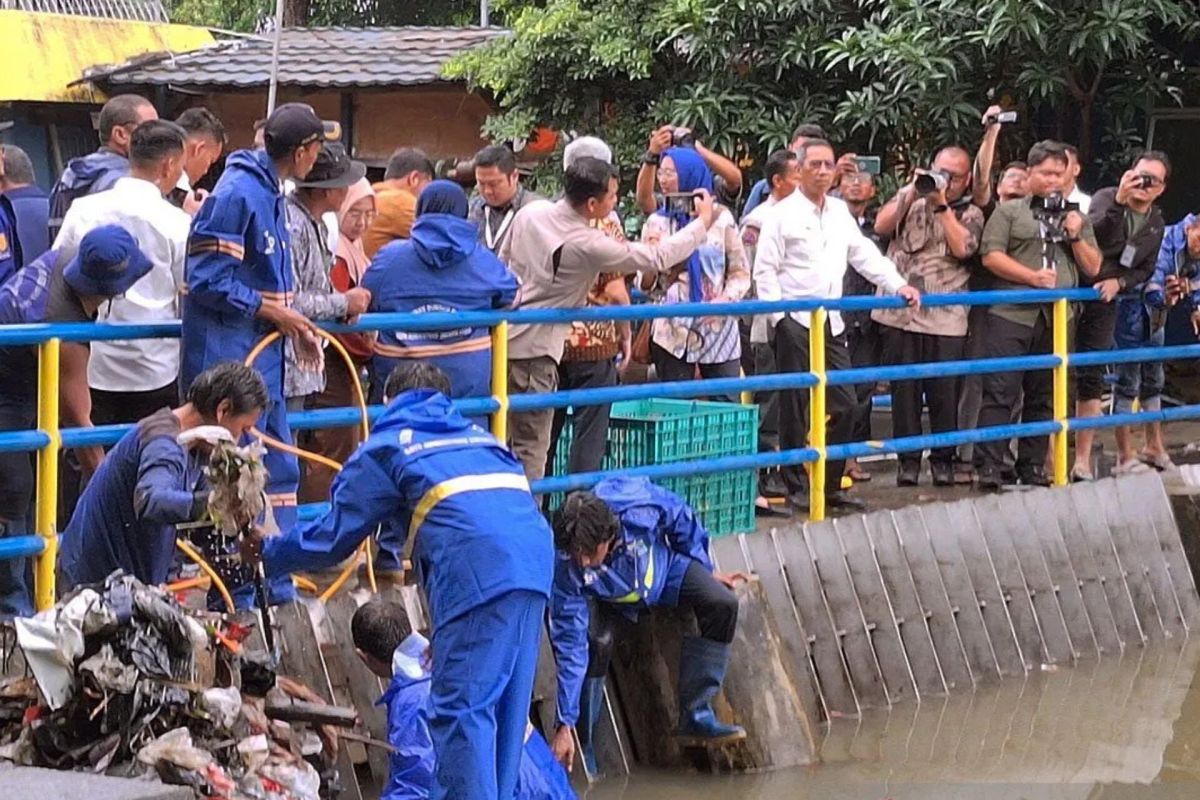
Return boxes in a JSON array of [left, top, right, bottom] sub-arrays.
[[63, 224, 154, 298]]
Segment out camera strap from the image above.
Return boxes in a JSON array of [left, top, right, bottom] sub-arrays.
[[483, 205, 517, 252]]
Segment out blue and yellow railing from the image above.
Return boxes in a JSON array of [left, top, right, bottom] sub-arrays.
[[6, 288, 1200, 609]]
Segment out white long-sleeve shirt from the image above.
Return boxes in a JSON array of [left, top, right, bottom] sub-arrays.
[[54, 176, 190, 392], [752, 190, 907, 336]]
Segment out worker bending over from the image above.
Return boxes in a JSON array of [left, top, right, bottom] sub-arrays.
[[58, 362, 268, 590], [550, 477, 747, 775], [352, 598, 574, 800], [264, 363, 553, 800]]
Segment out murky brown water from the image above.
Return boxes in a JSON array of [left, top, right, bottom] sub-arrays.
[[582, 640, 1200, 799]]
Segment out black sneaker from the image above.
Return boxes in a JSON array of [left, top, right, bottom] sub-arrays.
[[896, 464, 920, 487], [977, 467, 1003, 491], [827, 492, 868, 513], [760, 472, 789, 499], [1017, 466, 1052, 487], [931, 462, 954, 487]]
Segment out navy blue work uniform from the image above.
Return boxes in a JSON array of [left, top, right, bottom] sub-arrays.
[[181, 149, 298, 605], [58, 408, 205, 589], [264, 389, 554, 800]]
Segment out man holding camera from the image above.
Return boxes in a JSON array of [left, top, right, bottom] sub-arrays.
[[754, 140, 921, 512], [1070, 152, 1169, 480], [975, 141, 1102, 489], [872, 147, 984, 486]]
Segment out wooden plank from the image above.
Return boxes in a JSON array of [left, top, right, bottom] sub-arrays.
[[709, 534, 748, 572], [1060, 482, 1140, 649], [971, 494, 1048, 666], [325, 592, 392, 790], [993, 491, 1075, 665], [834, 515, 917, 704], [889, 506, 973, 692], [1117, 473, 1200, 630], [1092, 478, 1169, 639], [1021, 490, 1100, 660], [1107, 475, 1185, 638], [804, 520, 889, 709], [941, 498, 1027, 677], [860, 510, 947, 698], [890, 506, 974, 691], [772, 522, 860, 716], [920, 502, 1002, 682], [740, 531, 827, 722], [275, 600, 364, 800]]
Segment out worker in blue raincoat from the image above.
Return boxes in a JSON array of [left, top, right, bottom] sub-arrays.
[[264, 362, 554, 800], [181, 103, 333, 605], [58, 363, 268, 590], [362, 180, 518, 406], [351, 598, 574, 800], [549, 478, 748, 775]]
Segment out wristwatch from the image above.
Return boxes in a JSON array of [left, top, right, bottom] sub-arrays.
[[641, 151, 660, 167]]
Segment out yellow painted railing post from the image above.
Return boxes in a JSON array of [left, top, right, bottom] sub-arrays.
[[808, 308, 827, 521], [35, 338, 61, 611], [491, 321, 509, 442], [1052, 298, 1069, 487]]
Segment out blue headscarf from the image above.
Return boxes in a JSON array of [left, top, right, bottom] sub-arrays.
[[417, 180, 470, 218], [656, 147, 714, 302]]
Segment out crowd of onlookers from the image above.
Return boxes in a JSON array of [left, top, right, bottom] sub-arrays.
[[0, 93, 1198, 593]]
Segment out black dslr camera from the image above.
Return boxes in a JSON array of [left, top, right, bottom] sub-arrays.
[[669, 126, 695, 148], [1029, 191, 1080, 243], [914, 168, 950, 195]]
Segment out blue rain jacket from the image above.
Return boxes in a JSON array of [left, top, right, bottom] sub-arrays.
[[181, 149, 293, 393], [549, 476, 714, 726], [1116, 214, 1189, 346], [48, 148, 128, 238], [379, 637, 574, 800], [0, 200, 16, 285], [59, 409, 204, 588], [361, 213, 517, 403], [2, 185, 50, 271], [263, 389, 553, 627]]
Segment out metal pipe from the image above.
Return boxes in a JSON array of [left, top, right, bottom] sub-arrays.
[[808, 308, 827, 522], [491, 321, 509, 442], [34, 339, 60, 611], [1052, 298, 1069, 486], [266, 0, 285, 115]]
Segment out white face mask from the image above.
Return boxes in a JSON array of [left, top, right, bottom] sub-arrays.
[[392, 631, 431, 680]]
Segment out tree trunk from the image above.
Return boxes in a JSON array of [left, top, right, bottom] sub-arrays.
[[282, 0, 310, 27]]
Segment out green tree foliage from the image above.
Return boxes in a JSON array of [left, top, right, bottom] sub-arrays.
[[446, 0, 1198, 182], [166, 0, 479, 33]]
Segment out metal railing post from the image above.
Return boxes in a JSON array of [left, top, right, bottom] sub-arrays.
[[808, 308, 827, 521], [491, 321, 509, 442], [1052, 298, 1069, 487], [35, 338, 61, 611]]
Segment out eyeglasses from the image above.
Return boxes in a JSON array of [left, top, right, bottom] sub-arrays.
[[804, 160, 836, 171], [657, 167, 678, 178]]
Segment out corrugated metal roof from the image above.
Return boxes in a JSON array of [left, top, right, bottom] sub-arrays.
[[83, 26, 509, 89], [1, 0, 169, 23], [0, 9, 214, 102]]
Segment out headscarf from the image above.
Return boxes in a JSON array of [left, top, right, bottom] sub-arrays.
[[417, 180, 470, 218], [656, 147, 714, 302], [336, 178, 375, 284]]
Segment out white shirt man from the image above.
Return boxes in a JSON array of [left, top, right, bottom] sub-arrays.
[[54, 175, 190, 400], [750, 140, 918, 512]]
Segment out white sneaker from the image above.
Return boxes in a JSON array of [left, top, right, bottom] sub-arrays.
[[1114, 458, 1151, 476]]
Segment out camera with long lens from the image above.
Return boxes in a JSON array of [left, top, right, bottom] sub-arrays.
[[664, 191, 701, 217], [914, 169, 949, 195], [1029, 191, 1080, 243]]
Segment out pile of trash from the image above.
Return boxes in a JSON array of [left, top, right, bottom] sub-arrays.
[[0, 574, 334, 799]]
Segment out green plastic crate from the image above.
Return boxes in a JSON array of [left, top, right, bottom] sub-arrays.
[[550, 398, 757, 537]]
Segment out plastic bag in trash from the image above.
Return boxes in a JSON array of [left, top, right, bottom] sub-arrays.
[[200, 686, 242, 732], [78, 644, 138, 693], [136, 727, 213, 772], [257, 757, 322, 800], [236, 732, 270, 773]]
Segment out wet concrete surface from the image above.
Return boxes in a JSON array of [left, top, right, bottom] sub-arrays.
[[583, 639, 1200, 798]]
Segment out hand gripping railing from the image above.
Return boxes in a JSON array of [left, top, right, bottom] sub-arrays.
[[8, 286, 1199, 609]]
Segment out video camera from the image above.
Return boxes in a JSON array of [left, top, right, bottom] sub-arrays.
[[1029, 191, 1080, 243]]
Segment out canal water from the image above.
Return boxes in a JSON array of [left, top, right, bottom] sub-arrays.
[[583, 639, 1200, 799]]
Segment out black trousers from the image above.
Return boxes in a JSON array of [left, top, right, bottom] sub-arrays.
[[773, 316, 856, 496], [1074, 299, 1117, 402], [91, 382, 180, 427], [846, 319, 883, 446], [977, 313, 1054, 474], [650, 343, 741, 402], [880, 326, 965, 467], [548, 358, 618, 476], [738, 320, 780, 452], [586, 561, 739, 677]]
